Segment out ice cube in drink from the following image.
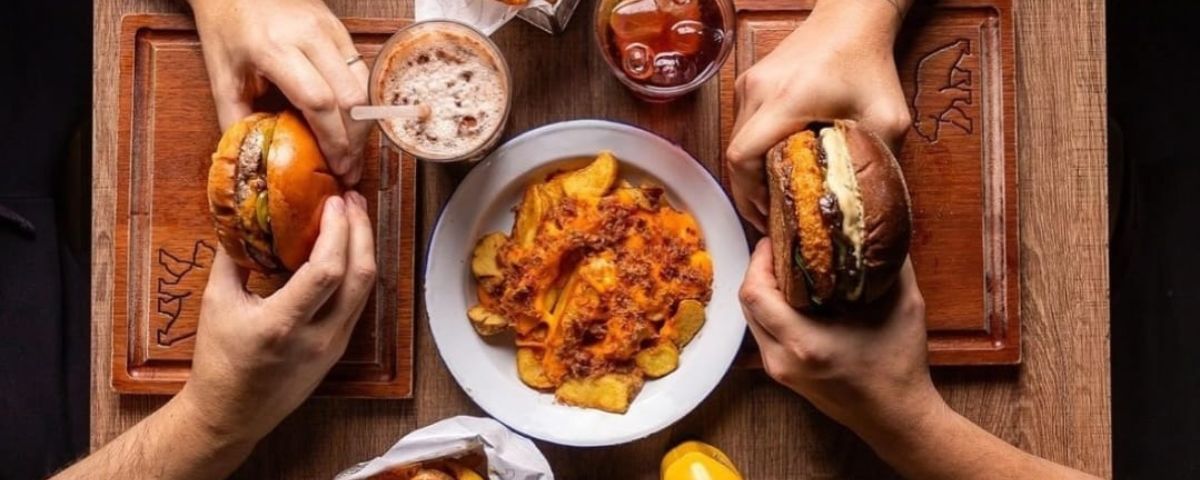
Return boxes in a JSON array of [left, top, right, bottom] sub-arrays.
[[622, 43, 657, 81], [610, 0, 667, 48], [655, 0, 700, 23], [667, 20, 704, 56], [650, 52, 697, 86]]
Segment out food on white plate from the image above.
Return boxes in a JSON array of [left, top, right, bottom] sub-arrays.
[[468, 152, 713, 413]]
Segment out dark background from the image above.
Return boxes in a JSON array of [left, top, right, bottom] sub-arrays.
[[0, 0, 1196, 478], [1108, 0, 1200, 478], [0, 2, 91, 479]]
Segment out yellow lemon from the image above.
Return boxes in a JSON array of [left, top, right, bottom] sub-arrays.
[[661, 441, 742, 480]]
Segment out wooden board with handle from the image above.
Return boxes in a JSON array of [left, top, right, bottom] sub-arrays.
[[111, 15, 415, 397], [720, 0, 1020, 364]]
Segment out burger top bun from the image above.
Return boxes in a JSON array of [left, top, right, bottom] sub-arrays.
[[267, 111, 340, 272], [840, 120, 912, 303]]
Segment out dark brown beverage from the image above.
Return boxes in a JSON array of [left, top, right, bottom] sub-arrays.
[[596, 0, 733, 101]]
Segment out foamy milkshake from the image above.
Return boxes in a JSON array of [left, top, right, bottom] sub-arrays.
[[370, 21, 511, 162]]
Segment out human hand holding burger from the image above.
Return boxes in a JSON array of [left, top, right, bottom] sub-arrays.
[[740, 114, 931, 434], [54, 113, 376, 479], [740, 239, 933, 439], [740, 241, 1096, 479], [185, 109, 377, 443], [734, 56, 1095, 480], [726, 0, 913, 232], [57, 194, 376, 480], [189, 0, 371, 185], [181, 189, 376, 446]]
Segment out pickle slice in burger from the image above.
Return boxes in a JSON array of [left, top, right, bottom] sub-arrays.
[[766, 120, 912, 310], [207, 110, 342, 273]]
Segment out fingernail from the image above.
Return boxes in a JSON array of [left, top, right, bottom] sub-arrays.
[[348, 191, 367, 208], [326, 195, 345, 214]]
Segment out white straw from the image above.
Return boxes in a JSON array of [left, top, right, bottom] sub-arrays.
[[350, 105, 431, 121]]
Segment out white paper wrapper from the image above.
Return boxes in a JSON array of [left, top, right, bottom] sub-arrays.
[[334, 416, 554, 480], [415, 0, 579, 35]]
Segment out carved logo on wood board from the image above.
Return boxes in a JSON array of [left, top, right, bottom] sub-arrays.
[[155, 240, 215, 346], [910, 39, 975, 143]]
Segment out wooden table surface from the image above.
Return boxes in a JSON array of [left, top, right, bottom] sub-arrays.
[[92, 0, 1111, 478]]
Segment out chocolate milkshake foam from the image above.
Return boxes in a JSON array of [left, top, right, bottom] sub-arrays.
[[372, 22, 510, 162]]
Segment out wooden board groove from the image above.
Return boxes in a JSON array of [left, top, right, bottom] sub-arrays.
[[720, 0, 1021, 365], [111, 14, 415, 397]]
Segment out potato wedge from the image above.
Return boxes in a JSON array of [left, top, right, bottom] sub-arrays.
[[555, 372, 644, 414], [516, 348, 555, 389], [467, 305, 509, 336], [663, 299, 706, 347], [471, 232, 507, 278], [560, 152, 617, 200], [577, 254, 618, 293], [635, 342, 679, 378], [411, 469, 454, 480], [613, 185, 661, 211], [444, 462, 484, 480], [513, 184, 550, 247], [689, 250, 713, 276]]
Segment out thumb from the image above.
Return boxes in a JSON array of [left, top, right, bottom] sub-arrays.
[[739, 238, 824, 344]]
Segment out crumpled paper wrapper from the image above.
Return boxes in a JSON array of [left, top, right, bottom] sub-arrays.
[[416, 0, 580, 35], [334, 416, 554, 480]]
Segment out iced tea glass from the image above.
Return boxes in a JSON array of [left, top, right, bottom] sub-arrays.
[[594, 0, 735, 102]]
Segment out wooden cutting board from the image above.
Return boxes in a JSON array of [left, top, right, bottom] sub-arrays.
[[111, 15, 415, 397], [721, 0, 1020, 364]]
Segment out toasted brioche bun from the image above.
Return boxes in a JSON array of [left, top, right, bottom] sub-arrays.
[[267, 111, 340, 271], [767, 119, 912, 309], [207, 111, 340, 272]]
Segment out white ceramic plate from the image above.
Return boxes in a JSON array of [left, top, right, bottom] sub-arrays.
[[425, 120, 749, 447]]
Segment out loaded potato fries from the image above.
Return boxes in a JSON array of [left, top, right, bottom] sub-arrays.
[[468, 152, 712, 413]]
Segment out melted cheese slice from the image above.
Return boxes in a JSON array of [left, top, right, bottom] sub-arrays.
[[819, 126, 866, 300]]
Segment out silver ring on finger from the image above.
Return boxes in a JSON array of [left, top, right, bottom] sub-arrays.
[[345, 54, 364, 66]]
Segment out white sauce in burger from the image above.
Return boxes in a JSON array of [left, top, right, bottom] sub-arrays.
[[820, 126, 866, 300]]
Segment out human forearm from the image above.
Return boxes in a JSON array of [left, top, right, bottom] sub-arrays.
[[811, 0, 913, 43], [53, 390, 257, 480], [858, 398, 1099, 480], [184, 0, 228, 10]]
